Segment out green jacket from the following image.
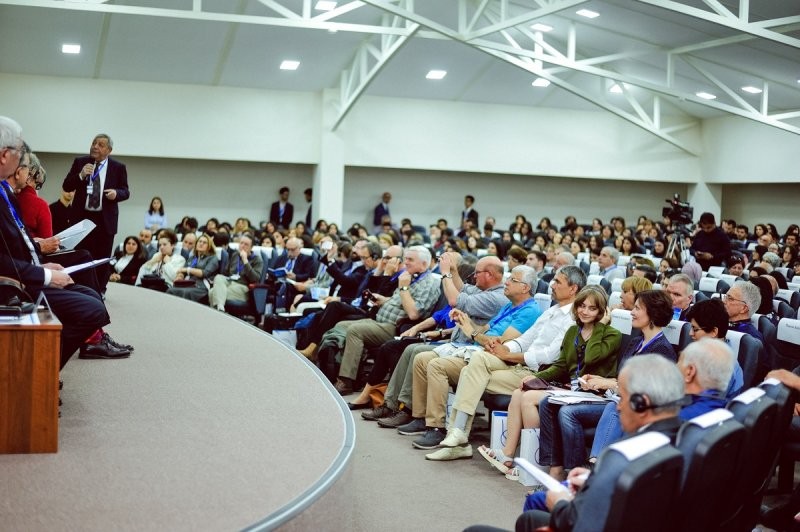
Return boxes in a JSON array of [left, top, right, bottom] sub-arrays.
[[535, 322, 621, 385]]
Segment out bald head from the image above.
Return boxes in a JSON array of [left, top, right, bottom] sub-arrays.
[[475, 256, 504, 288]]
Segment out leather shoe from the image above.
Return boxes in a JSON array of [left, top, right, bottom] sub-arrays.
[[79, 338, 131, 359], [347, 401, 372, 411], [103, 332, 134, 352]]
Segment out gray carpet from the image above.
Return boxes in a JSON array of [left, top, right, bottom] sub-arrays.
[[1, 283, 531, 531]]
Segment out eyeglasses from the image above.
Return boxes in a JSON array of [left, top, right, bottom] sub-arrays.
[[721, 293, 747, 306], [507, 277, 529, 286], [690, 326, 711, 334]]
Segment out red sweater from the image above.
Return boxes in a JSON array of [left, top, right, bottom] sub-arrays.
[[18, 186, 53, 239]]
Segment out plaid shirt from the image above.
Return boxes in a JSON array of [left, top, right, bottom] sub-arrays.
[[375, 272, 441, 325]]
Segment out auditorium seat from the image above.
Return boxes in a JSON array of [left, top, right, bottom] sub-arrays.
[[776, 289, 800, 312], [225, 249, 271, 322], [534, 293, 552, 314], [584, 432, 683, 532], [675, 408, 746, 532], [662, 319, 691, 353], [610, 278, 624, 293], [609, 308, 633, 335], [698, 277, 730, 298], [608, 291, 622, 309], [723, 387, 779, 529], [725, 330, 761, 390], [772, 318, 800, 370], [774, 300, 797, 320], [535, 279, 550, 295]]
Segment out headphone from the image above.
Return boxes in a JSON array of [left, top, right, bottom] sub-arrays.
[[629, 393, 689, 413]]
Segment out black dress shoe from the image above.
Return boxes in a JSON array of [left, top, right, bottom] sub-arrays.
[[347, 401, 372, 411], [103, 332, 134, 352], [79, 338, 131, 359]]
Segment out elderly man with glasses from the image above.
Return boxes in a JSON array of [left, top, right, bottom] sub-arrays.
[[722, 281, 764, 342]]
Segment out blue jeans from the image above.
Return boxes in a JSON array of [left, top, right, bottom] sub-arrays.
[[539, 398, 606, 469], [590, 401, 624, 458], [524, 480, 570, 511]]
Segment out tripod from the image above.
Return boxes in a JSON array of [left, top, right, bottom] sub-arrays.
[[666, 224, 690, 265]]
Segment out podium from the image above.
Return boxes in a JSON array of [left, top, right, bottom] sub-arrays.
[[0, 311, 62, 454]]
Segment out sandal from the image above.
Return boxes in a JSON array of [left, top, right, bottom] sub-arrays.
[[477, 445, 513, 474], [505, 466, 520, 482]]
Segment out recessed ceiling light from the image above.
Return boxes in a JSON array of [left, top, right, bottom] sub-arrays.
[[280, 60, 300, 71], [531, 78, 551, 88], [609, 83, 623, 94], [576, 9, 599, 18], [696, 91, 717, 100], [426, 70, 447, 80], [314, 1, 337, 11], [531, 23, 553, 32], [61, 44, 81, 54], [741, 86, 762, 94]]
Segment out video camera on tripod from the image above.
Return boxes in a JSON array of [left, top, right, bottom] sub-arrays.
[[662, 193, 694, 226]]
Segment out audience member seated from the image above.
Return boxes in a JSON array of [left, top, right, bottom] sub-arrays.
[[329, 246, 441, 395], [179, 231, 196, 260], [597, 247, 625, 283], [362, 255, 506, 428], [665, 272, 694, 320], [474, 285, 618, 473], [16, 152, 51, 239], [270, 236, 315, 309], [138, 228, 157, 259], [49, 188, 75, 235], [685, 299, 743, 397], [208, 232, 263, 312], [513, 355, 686, 532], [144, 196, 167, 232], [723, 280, 764, 341], [413, 266, 586, 454], [612, 276, 652, 311], [297, 245, 403, 360], [135, 228, 185, 290], [750, 276, 780, 326], [108, 235, 148, 286], [289, 235, 340, 309], [166, 233, 219, 302]]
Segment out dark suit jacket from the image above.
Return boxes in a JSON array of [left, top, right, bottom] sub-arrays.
[[373, 203, 390, 227], [269, 201, 294, 229], [462, 208, 479, 226], [324, 260, 368, 302], [62, 156, 129, 235], [272, 252, 315, 282], [550, 416, 682, 531], [0, 185, 45, 286]]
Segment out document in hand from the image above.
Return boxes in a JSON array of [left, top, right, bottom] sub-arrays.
[[54, 220, 96, 250], [62, 258, 111, 275], [514, 458, 569, 492]]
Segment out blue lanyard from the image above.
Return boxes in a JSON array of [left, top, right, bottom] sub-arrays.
[[489, 298, 535, 328], [633, 331, 664, 354], [573, 327, 588, 378], [190, 257, 198, 268], [0, 182, 24, 230], [89, 161, 105, 183]]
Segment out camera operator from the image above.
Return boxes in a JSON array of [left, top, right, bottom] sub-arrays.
[[690, 212, 731, 271]]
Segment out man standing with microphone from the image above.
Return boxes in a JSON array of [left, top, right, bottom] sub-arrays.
[[63, 134, 130, 292]]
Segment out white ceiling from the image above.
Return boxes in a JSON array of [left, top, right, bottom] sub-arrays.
[[1, 0, 798, 147]]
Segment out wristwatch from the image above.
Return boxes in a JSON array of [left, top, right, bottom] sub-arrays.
[[442, 273, 453, 279], [399, 286, 410, 292]]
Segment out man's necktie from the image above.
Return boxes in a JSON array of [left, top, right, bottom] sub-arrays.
[[286, 259, 295, 272], [88, 162, 101, 209]]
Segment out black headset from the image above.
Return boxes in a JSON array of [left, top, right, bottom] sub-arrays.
[[629, 393, 689, 413]]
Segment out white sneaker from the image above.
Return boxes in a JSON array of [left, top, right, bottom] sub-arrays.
[[425, 445, 473, 461], [439, 427, 468, 448]]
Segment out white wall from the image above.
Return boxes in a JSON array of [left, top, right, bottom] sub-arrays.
[[37, 153, 313, 241], [6, 72, 797, 239], [702, 116, 800, 184], [722, 183, 800, 234]]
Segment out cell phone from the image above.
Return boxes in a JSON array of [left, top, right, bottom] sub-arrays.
[[362, 290, 377, 302]]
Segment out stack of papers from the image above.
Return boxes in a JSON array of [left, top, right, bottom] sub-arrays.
[[545, 389, 613, 405]]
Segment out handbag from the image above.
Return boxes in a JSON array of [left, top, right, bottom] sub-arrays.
[[521, 377, 551, 391], [0, 276, 36, 316], [140, 274, 169, 292], [172, 279, 195, 288]]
